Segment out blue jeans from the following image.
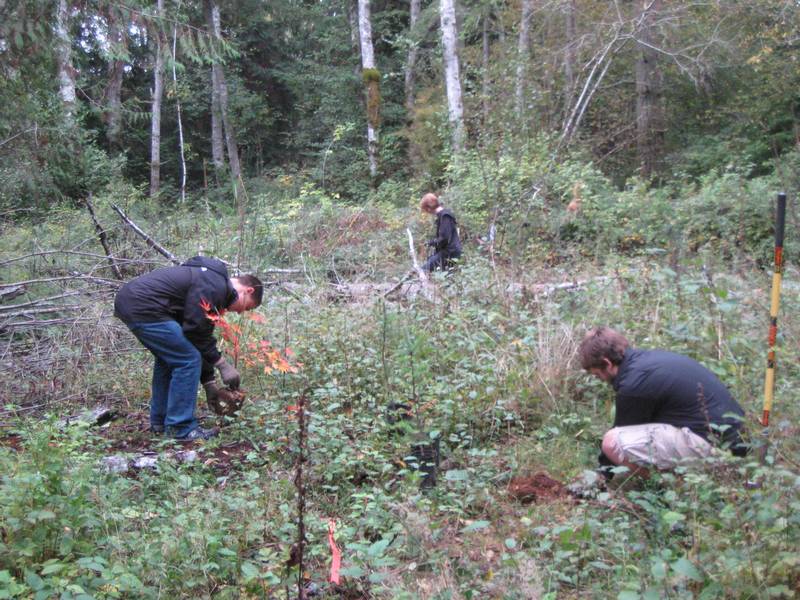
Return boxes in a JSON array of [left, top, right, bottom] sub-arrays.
[[127, 320, 201, 437]]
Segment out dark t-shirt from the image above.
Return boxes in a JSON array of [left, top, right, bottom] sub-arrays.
[[612, 348, 745, 446]]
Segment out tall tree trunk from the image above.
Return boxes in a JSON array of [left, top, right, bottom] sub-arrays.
[[514, 0, 534, 118], [149, 0, 165, 198], [440, 0, 465, 151], [563, 0, 576, 120], [54, 0, 76, 119], [404, 0, 421, 115], [210, 66, 224, 175], [104, 7, 125, 148], [635, 0, 665, 178], [481, 10, 491, 125], [348, 0, 361, 79], [358, 0, 379, 179], [172, 19, 187, 201], [207, 0, 242, 198]]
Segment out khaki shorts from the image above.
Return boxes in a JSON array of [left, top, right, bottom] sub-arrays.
[[606, 423, 713, 470]]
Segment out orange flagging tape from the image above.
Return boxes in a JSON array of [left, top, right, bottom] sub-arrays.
[[328, 519, 341, 584]]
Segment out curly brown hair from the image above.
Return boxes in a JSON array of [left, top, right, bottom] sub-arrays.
[[419, 193, 440, 212], [577, 326, 629, 370]]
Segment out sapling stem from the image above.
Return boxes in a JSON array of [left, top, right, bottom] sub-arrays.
[[295, 391, 309, 600]]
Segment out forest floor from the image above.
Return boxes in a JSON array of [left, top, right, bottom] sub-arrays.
[[2, 225, 799, 597]]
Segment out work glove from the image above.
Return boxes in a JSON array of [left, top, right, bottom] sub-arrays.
[[215, 358, 240, 389], [203, 381, 222, 413]]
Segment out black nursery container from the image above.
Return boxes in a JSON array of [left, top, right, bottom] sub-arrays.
[[410, 436, 440, 490]]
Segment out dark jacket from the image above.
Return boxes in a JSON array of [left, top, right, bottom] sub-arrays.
[[431, 208, 462, 256], [612, 348, 745, 450], [114, 256, 237, 365]]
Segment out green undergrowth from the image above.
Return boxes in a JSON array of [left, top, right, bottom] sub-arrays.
[[1, 159, 799, 597], [2, 246, 799, 597]]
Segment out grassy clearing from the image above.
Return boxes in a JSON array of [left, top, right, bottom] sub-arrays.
[[1, 195, 799, 598]]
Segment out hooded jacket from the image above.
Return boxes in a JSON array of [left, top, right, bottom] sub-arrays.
[[114, 256, 237, 365], [431, 208, 462, 256]]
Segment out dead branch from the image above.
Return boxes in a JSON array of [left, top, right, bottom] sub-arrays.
[[85, 197, 124, 280], [110, 204, 181, 265], [383, 270, 415, 298], [406, 228, 429, 283], [0, 284, 25, 302], [1, 317, 99, 330], [0, 275, 122, 289], [0, 293, 82, 313], [0, 250, 164, 268], [0, 304, 84, 320]]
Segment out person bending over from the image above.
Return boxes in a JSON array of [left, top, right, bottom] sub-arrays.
[[420, 193, 462, 272], [114, 256, 263, 440], [578, 326, 747, 479]]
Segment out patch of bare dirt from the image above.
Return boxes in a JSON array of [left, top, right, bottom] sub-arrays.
[[508, 472, 568, 503], [96, 411, 267, 477], [0, 433, 22, 451]]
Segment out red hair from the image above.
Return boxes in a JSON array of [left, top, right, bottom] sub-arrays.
[[419, 193, 440, 212]]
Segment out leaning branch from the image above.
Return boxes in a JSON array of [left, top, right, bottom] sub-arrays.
[[406, 228, 428, 283], [86, 197, 124, 280], [111, 204, 181, 265]]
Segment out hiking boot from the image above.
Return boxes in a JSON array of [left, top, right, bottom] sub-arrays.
[[175, 426, 219, 442], [150, 424, 165, 435]]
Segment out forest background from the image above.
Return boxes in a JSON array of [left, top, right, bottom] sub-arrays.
[[1, 0, 800, 598]]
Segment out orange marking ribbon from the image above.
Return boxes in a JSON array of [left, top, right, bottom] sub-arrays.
[[327, 519, 341, 584]]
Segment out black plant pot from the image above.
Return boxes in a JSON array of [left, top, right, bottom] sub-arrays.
[[385, 402, 413, 435], [410, 436, 440, 490]]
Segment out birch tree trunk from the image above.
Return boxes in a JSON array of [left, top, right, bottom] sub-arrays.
[[563, 0, 576, 120], [514, 0, 534, 119], [440, 0, 465, 152], [210, 63, 224, 175], [404, 0, 422, 115], [635, 0, 665, 178], [55, 0, 76, 119], [348, 0, 362, 79], [172, 20, 187, 201], [149, 0, 165, 198], [207, 0, 242, 198], [358, 0, 379, 179], [104, 8, 125, 148]]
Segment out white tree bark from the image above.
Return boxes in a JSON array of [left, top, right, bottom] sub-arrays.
[[171, 20, 187, 201], [404, 0, 422, 115], [209, 30, 224, 174], [55, 0, 76, 117], [562, 0, 576, 120], [358, 0, 379, 178], [149, 0, 165, 198], [440, 0, 465, 151], [514, 0, 534, 118]]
